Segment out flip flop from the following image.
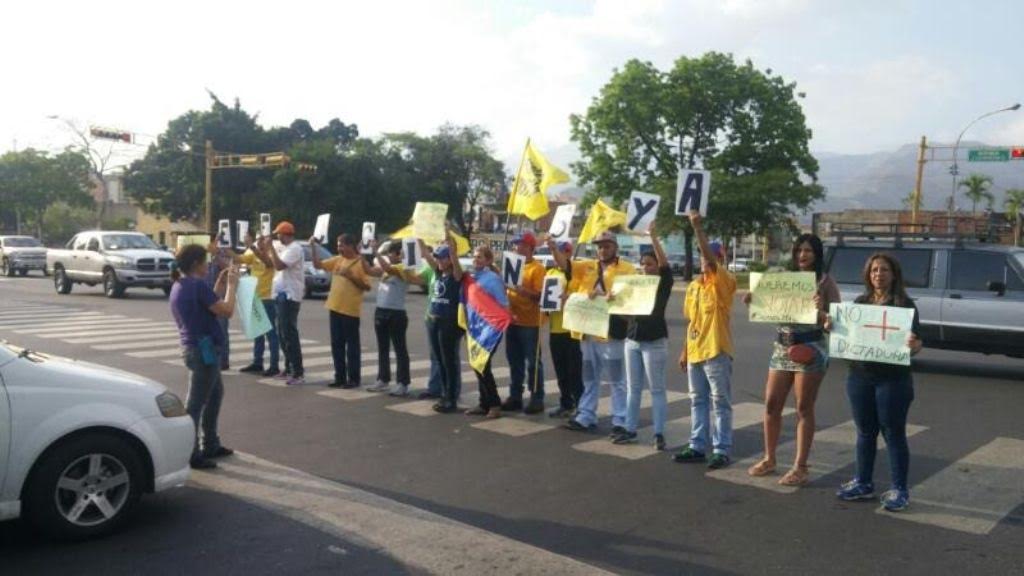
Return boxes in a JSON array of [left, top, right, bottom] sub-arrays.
[[747, 458, 776, 477], [778, 466, 810, 486]]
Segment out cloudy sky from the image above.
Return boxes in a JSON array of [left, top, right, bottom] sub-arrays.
[[3, 0, 1023, 170]]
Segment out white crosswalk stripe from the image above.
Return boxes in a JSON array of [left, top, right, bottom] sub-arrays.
[[884, 436, 1024, 535], [14, 318, 148, 334], [68, 329, 237, 345], [133, 343, 336, 359], [707, 420, 928, 493], [0, 313, 110, 328], [37, 324, 176, 340]]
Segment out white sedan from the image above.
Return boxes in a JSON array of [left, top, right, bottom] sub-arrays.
[[0, 341, 193, 539]]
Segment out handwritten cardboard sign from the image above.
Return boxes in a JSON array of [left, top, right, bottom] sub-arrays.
[[748, 272, 818, 324], [562, 293, 610, 338], [608, 275, 660, 315], [412, 202, 448, 245], [828, 303, 915, 366]]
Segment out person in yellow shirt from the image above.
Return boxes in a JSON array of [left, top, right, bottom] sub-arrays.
[[503, 231, 548, 414], [553, 230, 637, 434], [235, 231, 280, 377], [311, 233, 371, 389], [544, 239, 582, 418], [673, 211, 737, 470]]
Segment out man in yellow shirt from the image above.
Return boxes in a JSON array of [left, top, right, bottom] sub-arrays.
[[311, 233, 371, 389], [554, 231, 637, 434], [673, 211, 737, 470], [503, 231, 547, 414], [235, 231, 280, 376]]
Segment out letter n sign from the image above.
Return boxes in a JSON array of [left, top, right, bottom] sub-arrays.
[[502, 252, 526, 287], [675, 169, 711, 217]]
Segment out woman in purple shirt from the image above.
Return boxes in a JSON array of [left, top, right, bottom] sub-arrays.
[[169, 244, 239, 469]]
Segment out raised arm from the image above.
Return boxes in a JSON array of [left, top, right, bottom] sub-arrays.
[[649, 222, 667, 268], [418, 238, 437, 271], [688, 211, 717, 273], [448, 231, 463, 282], [309, 236, 325, 270]]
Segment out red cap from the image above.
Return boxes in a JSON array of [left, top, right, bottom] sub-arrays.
[[273, 221, 295, 235], [511, 231, 538, 247]]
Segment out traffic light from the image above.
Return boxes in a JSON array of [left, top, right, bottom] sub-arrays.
[[1012, 147, 1024, 159], [295, 163, 318, 173], [89, 126, 132, 143]]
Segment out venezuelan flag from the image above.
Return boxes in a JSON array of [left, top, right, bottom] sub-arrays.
[[459, 275, 512, 373]]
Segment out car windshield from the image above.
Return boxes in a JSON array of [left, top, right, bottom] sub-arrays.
[[102, 234, 160, 251], [4, 237, 42, 247]]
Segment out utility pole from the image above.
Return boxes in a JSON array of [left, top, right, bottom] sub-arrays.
[[204, 140, 213, 234], [911, 136, 927, 226]]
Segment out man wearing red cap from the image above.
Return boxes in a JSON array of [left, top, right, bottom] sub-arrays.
[[265, 221, 306, 386], [504, 230, 547, 413], [673, 211, 737, 470]]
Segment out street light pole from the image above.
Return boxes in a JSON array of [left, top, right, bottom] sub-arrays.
[[949, 103, 1021, 221]]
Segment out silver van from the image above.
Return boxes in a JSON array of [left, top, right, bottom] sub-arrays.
[[825, 241, 1024, 358]]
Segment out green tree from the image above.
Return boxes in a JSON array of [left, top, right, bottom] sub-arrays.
[[570, 53, 823, 276], [1004, 189, 1024, 246], [0, 148, 92, 242], [959, 173, 995, 214]]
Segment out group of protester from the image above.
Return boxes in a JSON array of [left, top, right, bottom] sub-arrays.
[[169, 212, 923, 512]]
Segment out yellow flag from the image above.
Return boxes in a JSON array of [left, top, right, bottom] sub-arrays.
[[577, 200, 627, 244], [389, 224, 471, 256], [506, 140, 570, 221]]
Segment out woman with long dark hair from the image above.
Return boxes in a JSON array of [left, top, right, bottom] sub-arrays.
[[744, 233, 841, 486], [169, 244, 239, 469], [833, 252, 922, 511]]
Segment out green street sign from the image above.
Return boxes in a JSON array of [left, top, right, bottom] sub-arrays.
[[968, 149, 1010, 162]]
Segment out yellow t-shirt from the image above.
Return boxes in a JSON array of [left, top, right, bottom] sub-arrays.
[[237, 249, 273, 300], [322, 255, 369, 318], [569, 258, 636, 340], [683, 267, 737, 363], [508, 259, 546, 327], [546, 268, 569, 334]]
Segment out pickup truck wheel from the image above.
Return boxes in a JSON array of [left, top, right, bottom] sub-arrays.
[[1, 258, 12, 277], [17, 268, 28, 277], [54, 266, 72, 294], [22, 433, 145, 541], [103, 269, 125, 299]]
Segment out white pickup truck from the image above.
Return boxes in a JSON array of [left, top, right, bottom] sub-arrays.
[[47, 231, 175, 298]]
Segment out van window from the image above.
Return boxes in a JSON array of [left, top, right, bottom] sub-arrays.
[[949, 251, 1023, 292], [827, 247, 932, 288]]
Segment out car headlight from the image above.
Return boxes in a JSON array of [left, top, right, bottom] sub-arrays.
[[156, 391, 187, 417], [109, 256, 134, 269]]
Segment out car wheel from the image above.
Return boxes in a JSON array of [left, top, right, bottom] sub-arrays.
[[17, 268, 28, 277], [23, 434, 145, 540], [54, 266, 72, 294], [43, 268, 50, 277], [1, 258, 12, 277], [103, 269, 125, 298]]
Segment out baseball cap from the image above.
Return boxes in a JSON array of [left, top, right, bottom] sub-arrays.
[[273, 221, 295, 235], [511, 231, 538, 247], [593, 231, 617, 245], [707, 241, 725, 259], [556, 240, 573, 254], [433, 245, 451, 259]]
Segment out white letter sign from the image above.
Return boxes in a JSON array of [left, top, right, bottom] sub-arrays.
[[502, 251, 526, 287], [626, 191, 660, 231], [260, 213, 272, 237], [675, 169, 711, 216], [402, 237, 421, 268], [361, 222, 376, 255], [236, 221, 249, 249], [217, 219, 232, 248], [540, 275, 565, 312], [313, 213, 331, 245], [549, 204, 577, 241]]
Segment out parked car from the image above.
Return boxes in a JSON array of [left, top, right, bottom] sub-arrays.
[[825, 240, 1024, 358], [298, 240, 333, 298], [0, 235, 48, 277], [0, 341, 193, 539], [728, 257, 752, 272], [47, 231, 175, 298]]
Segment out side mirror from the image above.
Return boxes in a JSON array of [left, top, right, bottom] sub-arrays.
[[987, 280, 1006, 296]]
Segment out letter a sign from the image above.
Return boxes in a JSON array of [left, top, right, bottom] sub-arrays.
[[675, 169, 711, 217]]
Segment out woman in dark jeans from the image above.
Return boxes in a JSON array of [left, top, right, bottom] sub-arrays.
[[830, 252, 923, 511], [419, 232, 464, 413], [170, 244, 239, 469]]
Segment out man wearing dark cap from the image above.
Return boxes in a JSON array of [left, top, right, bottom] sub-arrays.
[[503, 230, 548, 413]]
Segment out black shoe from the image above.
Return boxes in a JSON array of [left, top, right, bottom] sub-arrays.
[[340, 381, 360, 389], [523, 400, 545, 415], [239, 364, 263, 373], [608, 425, 627, 438], [220, 364, 230, 371], [190, 457, 217, 470], [501, 398, 524, 412], [418, 391, 441, 400], [261, 367, 281, 377], [563, 419, 595, 433], [654, 434, 666, 451], [548, 406, 573, 418], [612, 431, 638, 445], [707, 453, 731, 470], [328, 380, 343, 388], [203, 446, 234, 459], [672, 445, 707, 463], [432, 401, 458, 414]]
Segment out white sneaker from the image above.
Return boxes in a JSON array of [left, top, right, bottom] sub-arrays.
[[366, 380, 390, 392], [388, 383, 409, 397]]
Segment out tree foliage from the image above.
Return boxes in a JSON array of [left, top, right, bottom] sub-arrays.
[[1004, 188, 1024, 246], [959, 173, 995, 214], [124, 95, 505, 240], [570, 52, 824, 241], [0, 148, 92, 242]]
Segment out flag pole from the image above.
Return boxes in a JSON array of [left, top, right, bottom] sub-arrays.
[[503, 138, 530, 250]]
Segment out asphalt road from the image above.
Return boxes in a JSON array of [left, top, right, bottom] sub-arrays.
[[1, 273, 1022, 575]]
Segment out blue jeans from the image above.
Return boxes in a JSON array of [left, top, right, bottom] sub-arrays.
[[427, 315, 462, 404], [574, 338, 626, 428], [624, 338, 668, 435], [505, 324, 544, 401], [330, 311, 361, 385], [846, 369, 914, 491], [252, 298, 279, 370], [687, 353, 733, 455], [183, 346, 224, 458], [425, 318, 461, 397]]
